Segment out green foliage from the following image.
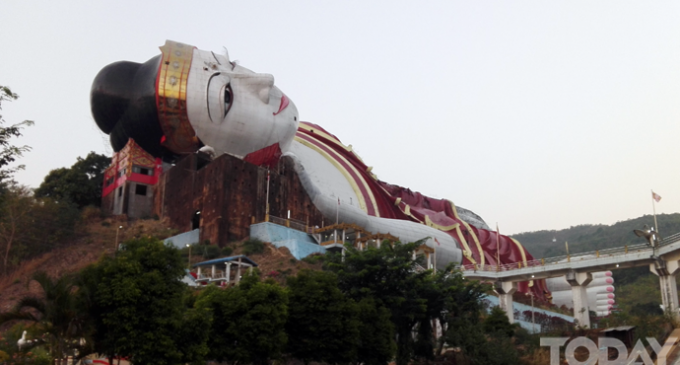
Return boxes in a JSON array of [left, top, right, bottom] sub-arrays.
[[0, 323, 51, 365], [183, 244, 223, 260], [202, 244, 220, 259], [446, 308, 520, 365], [175, 305, 211, 365], [301, 253, 324, 264], [35, 152, 111, 209], [0, 183, 80, 274], [630, 301, 663, 316], [355, 297, 396, 365], [221, 246, 233, 256], [0, 272, 88, 362], [196, 272, 289, 364], [483, 306, 518, 337], [325, 241, 488, 365], [242, 238, 265, 255], [0, 85, 33, 186], [79, 236, 202, 365], [615, 274, 661, 313], [285, 269, 359, 364]]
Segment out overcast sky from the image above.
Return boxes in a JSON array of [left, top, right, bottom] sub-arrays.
[[1, 1, 678, 235]]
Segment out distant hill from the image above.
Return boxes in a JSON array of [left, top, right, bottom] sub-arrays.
[[511, 213, 680, 259]]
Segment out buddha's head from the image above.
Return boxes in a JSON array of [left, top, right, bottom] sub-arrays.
[[91, 40, 299, 160]]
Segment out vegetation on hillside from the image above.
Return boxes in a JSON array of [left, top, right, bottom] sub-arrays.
[[512, 213, 680, 258], [35, 152, 111, 209], [0, 235, 536, 365], [0, 85, 33, 187]]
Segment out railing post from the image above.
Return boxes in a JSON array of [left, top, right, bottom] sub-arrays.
[[541, 258, 545, 266], [596, 250, 600, 258], [265, 214, 269, 222], [625, 245, 628, 254]]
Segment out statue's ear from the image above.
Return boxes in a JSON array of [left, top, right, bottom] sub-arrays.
[[90, 61, 140, 134]]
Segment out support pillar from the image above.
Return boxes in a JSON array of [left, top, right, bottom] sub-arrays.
[[566, 271, 592, 328], [236, 258, 242, 283], [650, 258, 680, 322], [494, 281, 517, 324]]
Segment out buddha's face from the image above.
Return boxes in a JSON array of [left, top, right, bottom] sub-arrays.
[[185, 47, 299, 158], [90, 40, 299, 159]]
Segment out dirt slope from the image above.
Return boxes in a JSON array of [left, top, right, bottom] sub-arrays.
[[0, 214, 321, 311]]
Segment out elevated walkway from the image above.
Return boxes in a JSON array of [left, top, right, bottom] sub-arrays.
[[462, 232, 680, 328]]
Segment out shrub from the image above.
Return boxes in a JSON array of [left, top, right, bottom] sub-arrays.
[[202, 245, 220, 259], [242, 239, 265, 255], [221, 246, 233, 256], [302, 254, 325, 264]]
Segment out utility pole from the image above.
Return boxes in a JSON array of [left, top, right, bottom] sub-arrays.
[[114, 225, 123, 251], [186, 244, 192, 270]]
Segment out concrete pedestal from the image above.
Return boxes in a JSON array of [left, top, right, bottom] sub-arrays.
[[566, 271, 592, 328], [651, 259, 680, 322], [494, 281, 518, 324]]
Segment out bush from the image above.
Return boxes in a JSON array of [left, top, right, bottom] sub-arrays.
[[302, 254, 325, 264], [242, 239, 265, 255], [202, 245, 220, 259], [221, 246, 233, 256]]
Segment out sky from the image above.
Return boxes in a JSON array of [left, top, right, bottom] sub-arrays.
[[1, 1, 678, 235]]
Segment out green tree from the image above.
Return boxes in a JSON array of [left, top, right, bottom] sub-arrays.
[[0, 185, 80, 274], [355, 297, 396, 365], [0, 85, 33, 187], [80, 236, 203, 365], [445, 300, 520, 365], [196, 273, 288, 365], [483, 306, 518, 337], [285, 269, 359, 364], [326, 241, 432, 365], [0, 272, 88, 364], [35, 152, 111, 208]]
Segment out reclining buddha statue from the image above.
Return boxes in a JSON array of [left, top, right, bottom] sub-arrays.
[[91, 40, 549, 301]]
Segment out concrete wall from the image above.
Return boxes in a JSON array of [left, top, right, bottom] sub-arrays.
[[164, 229, 201, 249], [250, 222, 326, 259]]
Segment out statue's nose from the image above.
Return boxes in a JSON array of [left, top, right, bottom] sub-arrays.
[[236, 73, 274, 104]]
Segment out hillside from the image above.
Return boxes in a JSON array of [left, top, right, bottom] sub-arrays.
[[511, 213, 680, 259], [0, 214, 321, 313]]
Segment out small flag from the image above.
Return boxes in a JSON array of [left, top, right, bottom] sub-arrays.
[[652, 191, 662, 203], [434, 237, 441, 246]]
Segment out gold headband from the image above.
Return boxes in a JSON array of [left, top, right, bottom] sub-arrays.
[[156, 40, 200, 154]]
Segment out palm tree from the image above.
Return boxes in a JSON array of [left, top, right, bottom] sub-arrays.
[[0, 271, 90, 364]]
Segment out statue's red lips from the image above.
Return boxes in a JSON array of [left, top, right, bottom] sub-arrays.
[[273, 93, 289, 115]]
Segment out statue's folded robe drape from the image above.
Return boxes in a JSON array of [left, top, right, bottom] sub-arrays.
[[295, 122, 550, 302]]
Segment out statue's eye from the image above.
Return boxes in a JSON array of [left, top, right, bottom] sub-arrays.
[[224, 85, 232, 117]]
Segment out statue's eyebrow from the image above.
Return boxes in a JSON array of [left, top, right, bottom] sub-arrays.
[[211, 51, 221, 65]]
